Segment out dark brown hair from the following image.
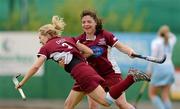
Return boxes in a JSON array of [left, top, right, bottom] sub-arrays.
[[80, 9, 102, 34]]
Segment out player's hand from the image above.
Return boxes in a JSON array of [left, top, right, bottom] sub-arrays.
[[129, 50, 136, 58], [15, 82, 23, 89]]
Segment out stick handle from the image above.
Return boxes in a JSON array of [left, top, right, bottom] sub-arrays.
[[18, 88, 26, 100], [131, 54, 145, 59], [12, 77, 26, 100]]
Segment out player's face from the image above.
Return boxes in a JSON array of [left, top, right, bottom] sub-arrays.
[[81, 15, 97, 35], [161, 27, 169, 39], [39, 34, 48, 45]]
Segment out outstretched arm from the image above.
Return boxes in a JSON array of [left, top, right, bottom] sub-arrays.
[[114, 41, 135, 57], [16, 56, 46, 89]]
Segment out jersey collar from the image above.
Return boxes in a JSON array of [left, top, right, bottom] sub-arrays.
[[86, 35, 96, 41]]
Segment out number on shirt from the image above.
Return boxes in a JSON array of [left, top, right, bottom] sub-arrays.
[[62, 43, 73, 49]]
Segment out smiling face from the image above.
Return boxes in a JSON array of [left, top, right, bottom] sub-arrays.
[[81, 15, 97, 36]]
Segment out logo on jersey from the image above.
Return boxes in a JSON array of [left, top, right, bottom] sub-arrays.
[[90, 46, 104, 58], [98, 38, 106, 45]]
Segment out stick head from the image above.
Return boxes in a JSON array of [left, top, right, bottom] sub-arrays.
[[160, 55, 166, 63], [146, 54, 166, 64], [152, 54, 166, 63]]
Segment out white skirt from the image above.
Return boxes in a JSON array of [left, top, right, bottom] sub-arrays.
[[150, 63, 175, 86]]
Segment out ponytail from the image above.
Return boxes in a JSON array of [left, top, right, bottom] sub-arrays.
[[39, 15, 66, 37]]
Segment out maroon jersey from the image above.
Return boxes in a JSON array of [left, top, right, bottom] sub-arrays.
[[75, 30, 121, 76], [38, 36, 85, 65], [38, 36, 105, 93]]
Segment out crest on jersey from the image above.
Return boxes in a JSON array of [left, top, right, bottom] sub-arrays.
[[90, 46, 104, 58]]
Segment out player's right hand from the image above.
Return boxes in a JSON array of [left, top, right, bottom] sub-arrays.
[[129, 50, 136, 58], [15, 82, 23, 89]]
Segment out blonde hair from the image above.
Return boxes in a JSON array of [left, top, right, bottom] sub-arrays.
[[39, 16, 66, 37], [158, 25, 170, 36]]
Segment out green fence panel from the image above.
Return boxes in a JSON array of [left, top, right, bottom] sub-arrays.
[[43, 60, 74, 99], [173, 36, 180, 67]]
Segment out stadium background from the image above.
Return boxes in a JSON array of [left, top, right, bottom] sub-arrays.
[[0, 0, 180, 108]]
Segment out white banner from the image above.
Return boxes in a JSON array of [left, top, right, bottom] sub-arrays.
[[0, 32, 44, 76]]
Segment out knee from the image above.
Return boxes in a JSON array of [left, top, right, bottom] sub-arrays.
[[148, 92, 157, 100], [161, 93, 170, 101], [64, 100, 74, 109], [148, 90, 156, 100], [116, 101, 124, 107]]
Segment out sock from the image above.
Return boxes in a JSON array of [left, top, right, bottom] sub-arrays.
[[151, 96, 165, 109], [164, 100, 172, 109], [105, 92, 115, 105], [109, 75, 135, 99]]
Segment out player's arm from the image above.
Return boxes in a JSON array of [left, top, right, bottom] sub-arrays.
[[169, 32, 177, 46], [114, 41, 135, 57], [16, 56, 46, 89], [76, 42, 94, 58]]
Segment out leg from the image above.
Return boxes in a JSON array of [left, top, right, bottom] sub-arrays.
[[161, 85, 172, 109], [86, 69, 150, 108], [109, 69, 150, 99], [87, 96, 100, 109], [115, 93, 135, 109], [88, 71, 150, 108], [148, 85, 165, 109], [108, 73, 136, 109], [88, 85, 110, 107], [71, 63, 150, 107], [64, 90, 85, 109], [87, 88, 135, 109]]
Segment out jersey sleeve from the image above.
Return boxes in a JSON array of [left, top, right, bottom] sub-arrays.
[[37, 46, 48, 59], [71, 37, 77, 43], [104, 31, 118, 47]]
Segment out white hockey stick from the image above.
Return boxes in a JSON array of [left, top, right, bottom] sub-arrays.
[[132, 54, 166, 64], [12, 74, 26, 101]]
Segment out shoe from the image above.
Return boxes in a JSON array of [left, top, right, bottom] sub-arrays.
[[128, 68, 151, 82]]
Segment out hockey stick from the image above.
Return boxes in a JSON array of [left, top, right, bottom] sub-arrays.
[[133, 81, 148, 108], [131, 54, 166, 64], [12, 74, 26, 101]]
